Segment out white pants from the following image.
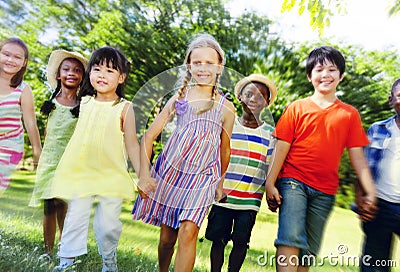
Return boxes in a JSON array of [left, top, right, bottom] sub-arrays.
[[58, 196, 123, 259]]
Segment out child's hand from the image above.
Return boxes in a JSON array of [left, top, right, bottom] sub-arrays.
[[137, 177, 156, 199], [215, 188, 227, 203], [356, 194, 377, 222], [33, 147, 41, 170], [266, 182, 282, 212]]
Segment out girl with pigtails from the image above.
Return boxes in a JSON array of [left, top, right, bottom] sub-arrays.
[[29, 50, 87, 256], [132, 33, 235, 272]]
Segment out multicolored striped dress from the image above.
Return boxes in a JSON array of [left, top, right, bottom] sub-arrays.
[[0, 82, 26, 194], [132, 94, 227, 229], [216, 118, 275, 211]]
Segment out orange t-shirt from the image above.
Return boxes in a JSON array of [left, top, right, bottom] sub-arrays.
[[273, 97, 369, 195]]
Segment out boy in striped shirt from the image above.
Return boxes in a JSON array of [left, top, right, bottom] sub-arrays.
[[205, 74, 277, 272]]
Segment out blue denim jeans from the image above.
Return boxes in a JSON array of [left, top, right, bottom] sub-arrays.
[[361, 198, 400, 272], [275, 178, 335, 260]]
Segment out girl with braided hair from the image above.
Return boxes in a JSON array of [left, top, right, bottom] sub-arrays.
[[29, 49, 87, 256], [132, 33, 235, 272]]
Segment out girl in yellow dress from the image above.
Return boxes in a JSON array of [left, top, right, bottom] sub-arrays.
[[51, 46, 140, 272]]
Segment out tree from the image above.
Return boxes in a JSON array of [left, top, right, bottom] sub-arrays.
[[281, 0, 400, 35], [2, 0, 399, 199]]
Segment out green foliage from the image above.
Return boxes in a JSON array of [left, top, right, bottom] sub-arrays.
[[389, 0, 400, 16], [281, 0, 345, 35], [1, 0, 400, 199], [281, 0, 400, 36]]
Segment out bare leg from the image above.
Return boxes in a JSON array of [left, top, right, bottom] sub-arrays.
[[210, 240, 225, 272], [43, 199, 57, 254], [297, 266, 310, 272], [174, 220, 199, 272], [276, 245, 299, 272], [55, 199, 68, 242], [159, 224, 178, 272]]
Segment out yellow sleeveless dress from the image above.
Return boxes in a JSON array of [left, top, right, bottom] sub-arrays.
[[49, 96, 134, 200]]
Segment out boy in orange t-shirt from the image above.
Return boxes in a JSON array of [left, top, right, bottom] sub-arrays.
[[266, 46, 377, 271]]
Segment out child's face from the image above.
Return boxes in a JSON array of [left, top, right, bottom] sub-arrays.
[[239, 83, 268, 116], [90, 61, 125, 98], [307, 60, 344, 95], [57, 59, 84, 90], [188, 47, 222, 87], [389, 85, 400, 114], [0, 43, 27, 75]]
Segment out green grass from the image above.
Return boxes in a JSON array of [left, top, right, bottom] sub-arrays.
[[0, 171, 399, 271]]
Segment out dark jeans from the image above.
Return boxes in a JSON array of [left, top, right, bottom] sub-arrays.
[[361, 199, 400, 272]]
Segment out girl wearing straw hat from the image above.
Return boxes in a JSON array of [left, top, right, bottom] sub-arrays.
[[29, 49, 87, 256]]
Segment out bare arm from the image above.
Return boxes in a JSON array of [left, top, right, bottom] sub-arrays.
[[265, 139, 291, 212], [20, 85, 42, 167], [122, 103, 141, 176], [215, 99, 235, 201], [138, 95, 178, 198], [348, 147, 377, 221]]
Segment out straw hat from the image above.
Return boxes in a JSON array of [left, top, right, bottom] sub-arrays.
[[234, 74, 277, 105], [46, 49, 88, 90]]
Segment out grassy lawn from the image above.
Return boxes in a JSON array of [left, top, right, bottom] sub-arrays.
[[0, 170, 399, 271]]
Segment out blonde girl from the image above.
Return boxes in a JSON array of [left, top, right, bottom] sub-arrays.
[[132, 33, 236, 272]]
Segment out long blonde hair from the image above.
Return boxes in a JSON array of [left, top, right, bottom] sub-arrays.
[[174, 33, 225, 114]]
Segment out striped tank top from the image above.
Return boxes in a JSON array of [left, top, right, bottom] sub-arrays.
[[0, 81, 26, 137]]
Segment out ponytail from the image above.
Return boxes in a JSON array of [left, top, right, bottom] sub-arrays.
[[40, 87, 60, 116], [196, 73, 220, 114]]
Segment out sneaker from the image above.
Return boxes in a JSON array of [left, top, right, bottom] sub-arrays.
[[102, 261, 117, 272], [102, 252, 117, 272], [38, 253, 51, 262], [52, 258, 75, 272]]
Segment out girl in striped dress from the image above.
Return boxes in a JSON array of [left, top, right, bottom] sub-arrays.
[[0, 37, 42, 195], [132, 33, 235, 272]]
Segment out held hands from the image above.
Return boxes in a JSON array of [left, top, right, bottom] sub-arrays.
[[137, 176, 157, 199], [215, 187, 227, 203], [266, 182, 282, 212], [33, 148, 41, 171], [355, 194, 378, 222]]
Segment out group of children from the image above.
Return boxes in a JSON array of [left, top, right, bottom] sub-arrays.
[[0, 33, 398, 272]]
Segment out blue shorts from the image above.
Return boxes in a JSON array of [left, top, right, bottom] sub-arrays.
[[275, 178, 335, 258]]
